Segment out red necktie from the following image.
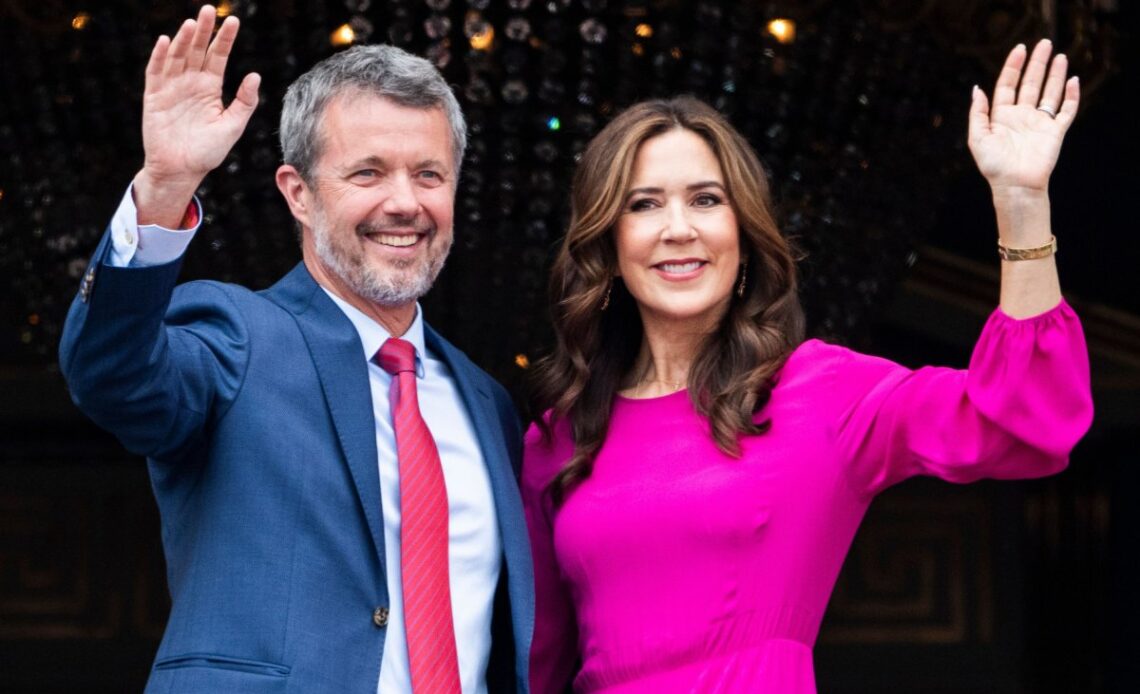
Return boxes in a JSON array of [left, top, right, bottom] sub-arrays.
[[375, 338, 461, 693]]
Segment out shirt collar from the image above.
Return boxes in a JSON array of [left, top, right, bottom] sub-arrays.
[[320, 288, 427, 379]]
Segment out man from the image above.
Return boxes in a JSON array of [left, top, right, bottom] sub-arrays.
[[58, 6, 533, 692]]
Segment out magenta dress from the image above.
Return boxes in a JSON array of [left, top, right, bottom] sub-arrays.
[[523, 301, 1093, 693]]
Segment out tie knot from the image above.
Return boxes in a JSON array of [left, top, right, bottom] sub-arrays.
[[376, 337, 417, 375]]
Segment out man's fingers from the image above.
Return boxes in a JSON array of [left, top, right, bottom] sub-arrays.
[[204, 16, 241, 78], [228, 72, 261, 119], [186, 5, 217, 72], [992, 43, 1026, 109], [232, 72, 261, 112], [1016, 39, 1053, 107], [222, 72, 261, 140], [164, 18, 196, 78], [144, 35, 171, 92]]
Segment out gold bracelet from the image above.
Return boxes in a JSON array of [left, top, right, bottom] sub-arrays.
[[998, 235, 1057, 261]]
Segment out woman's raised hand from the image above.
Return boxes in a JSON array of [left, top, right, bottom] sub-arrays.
[[968, 39, 1079, 196]]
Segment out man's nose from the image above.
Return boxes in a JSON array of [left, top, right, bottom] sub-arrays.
[[380, 173, 420, 218]]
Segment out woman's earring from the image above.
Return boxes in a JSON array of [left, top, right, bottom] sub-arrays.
[[736, 263, 747, 298], [601, 280, 612, 311]]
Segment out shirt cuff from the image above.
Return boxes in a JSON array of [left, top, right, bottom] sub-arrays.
[[108, 183, 202, 268]]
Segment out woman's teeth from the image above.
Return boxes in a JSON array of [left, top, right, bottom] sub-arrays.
[[658, 261, 703, 273]]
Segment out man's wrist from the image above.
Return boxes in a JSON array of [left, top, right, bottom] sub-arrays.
[[132, 168, 204, 229]]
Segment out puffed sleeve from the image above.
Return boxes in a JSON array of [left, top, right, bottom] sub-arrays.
[[522, 419, 580, 693], [832, 299, 1093, 498]]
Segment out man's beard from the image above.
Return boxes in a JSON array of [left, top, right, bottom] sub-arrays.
[[311, 206, 452, 307]]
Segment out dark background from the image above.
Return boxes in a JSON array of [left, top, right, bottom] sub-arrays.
[[1, 0, 1136, 692]]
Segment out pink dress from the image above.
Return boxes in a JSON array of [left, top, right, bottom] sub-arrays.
[[522, 301, 1093, 693]]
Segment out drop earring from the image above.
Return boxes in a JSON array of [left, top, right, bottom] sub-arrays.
[[736, 263, 747, 298], [601, 280, 612, 311]]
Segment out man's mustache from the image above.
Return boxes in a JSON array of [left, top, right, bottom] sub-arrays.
[[356, 218, 434, 236]]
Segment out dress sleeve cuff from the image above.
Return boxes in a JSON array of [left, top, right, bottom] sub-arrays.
[[993, 298, 1068, 323], [967, 298, 1093, 457]]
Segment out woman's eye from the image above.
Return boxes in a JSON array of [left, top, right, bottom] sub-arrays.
[[629, 199, 657, 212], [693, 193, 722, 207]]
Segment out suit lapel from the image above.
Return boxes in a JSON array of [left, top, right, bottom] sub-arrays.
[[264, 264, 387, 567], [426, 325, 534, 680], [424, 327, 522, 527]]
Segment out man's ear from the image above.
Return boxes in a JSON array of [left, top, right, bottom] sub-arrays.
[[276, 164, 314, 229]]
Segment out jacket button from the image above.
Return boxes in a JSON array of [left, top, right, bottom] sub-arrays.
[[372, 606, 389, 628], [79, 269, 96, 302]]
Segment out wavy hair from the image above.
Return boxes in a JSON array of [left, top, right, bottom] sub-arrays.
[[530, 96, 805, 506]]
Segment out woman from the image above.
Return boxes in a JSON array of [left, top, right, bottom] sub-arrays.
[[523, 40, 1092, 693]]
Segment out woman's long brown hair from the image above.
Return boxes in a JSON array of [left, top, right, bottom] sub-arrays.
[[530, 96, 805, 506]]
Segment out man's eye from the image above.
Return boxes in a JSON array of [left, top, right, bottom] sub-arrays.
[[352, 170, 377, 179]]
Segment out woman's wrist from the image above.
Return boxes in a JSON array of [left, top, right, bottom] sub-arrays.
[[990, 183, 1049, 207], [991, 187, 1053, 248]]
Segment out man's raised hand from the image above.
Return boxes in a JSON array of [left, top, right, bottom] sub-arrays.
[[134, 5, 261, 227]]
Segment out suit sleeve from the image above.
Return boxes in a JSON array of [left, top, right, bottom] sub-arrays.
[[522, 421, 579, 693], [59, 230, 249, 462], [832, 300, 1093, 498]]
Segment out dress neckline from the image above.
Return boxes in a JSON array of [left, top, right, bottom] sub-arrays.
[[614, 388, 690, 404]]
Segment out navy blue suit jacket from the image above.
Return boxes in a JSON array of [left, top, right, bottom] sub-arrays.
[[59, 232, 534, 693]]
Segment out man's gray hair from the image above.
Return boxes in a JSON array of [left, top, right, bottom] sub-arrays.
[[280, 45, 466, 182]]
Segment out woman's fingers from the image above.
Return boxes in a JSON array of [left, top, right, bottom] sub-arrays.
[[1038, 53, 1069, 115], [1056, 76, 1081, 129], [1016, 39, 1054, 107], [992, 43, 1026, 109], [992, 39, 1079, 125], [967, 85, 991, 147]]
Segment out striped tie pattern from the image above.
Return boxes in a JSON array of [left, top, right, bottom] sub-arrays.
[[375, 338, 461, 694]]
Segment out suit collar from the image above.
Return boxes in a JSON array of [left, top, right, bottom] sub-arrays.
[[263, 262, 324, 315], [322, 291, 428, 379]]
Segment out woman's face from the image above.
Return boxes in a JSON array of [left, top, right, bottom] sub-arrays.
[[614, 127, 741, 331]]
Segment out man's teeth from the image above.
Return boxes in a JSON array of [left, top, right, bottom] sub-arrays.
[[373, 234, 418, 247], [659, 261, 703, 273]]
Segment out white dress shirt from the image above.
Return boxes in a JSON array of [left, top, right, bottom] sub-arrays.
[[108, 186, 502, 693]]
